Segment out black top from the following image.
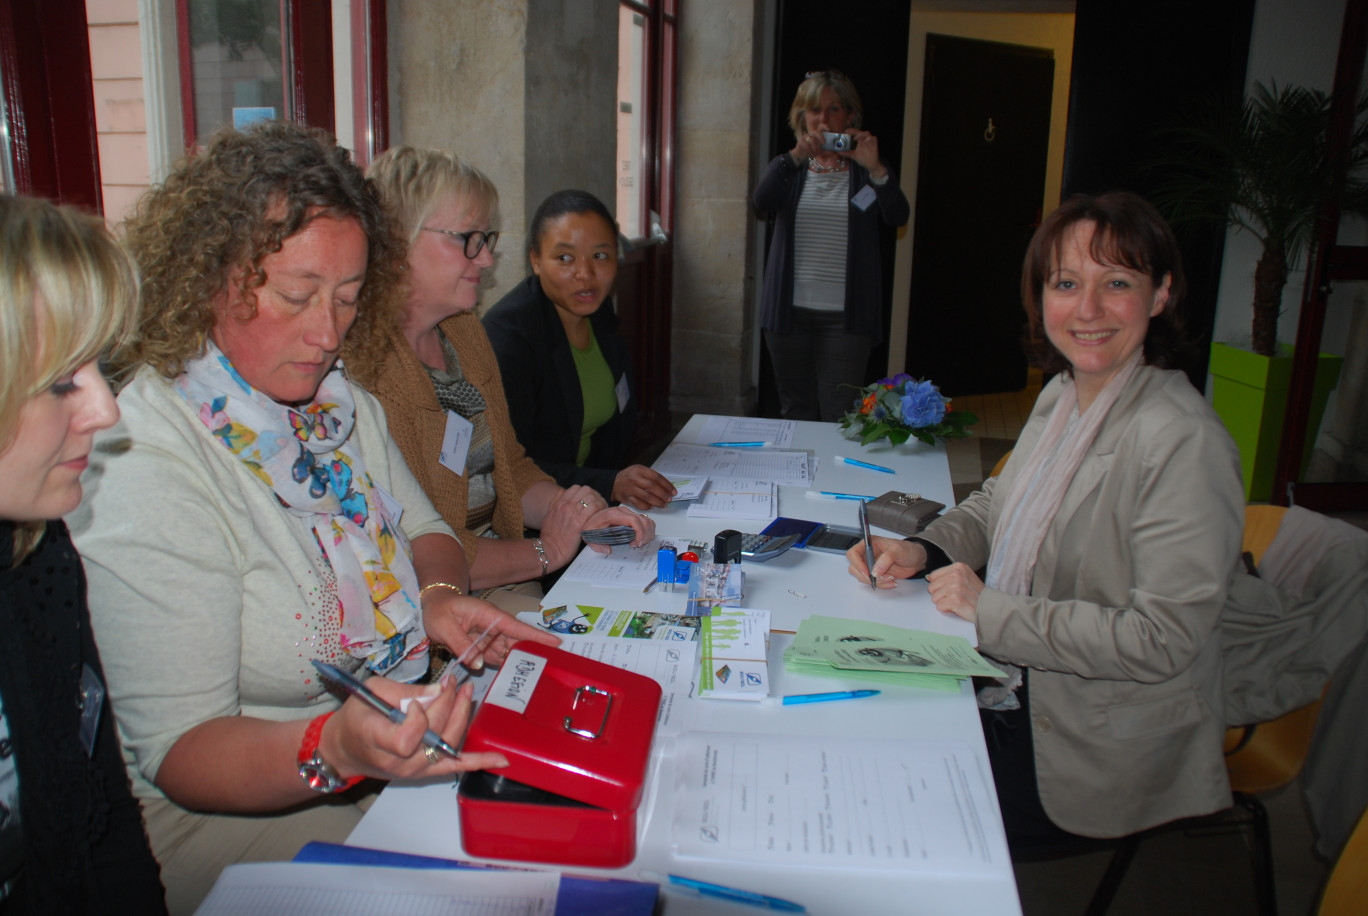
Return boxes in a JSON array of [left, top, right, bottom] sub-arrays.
[[753, 154, 910, 345], [483, 275, 636, 502], [0, 522, 166, 915]]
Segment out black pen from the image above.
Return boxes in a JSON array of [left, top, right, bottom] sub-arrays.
[[859, 498, 877, 590], [311, 660, 461, 759]]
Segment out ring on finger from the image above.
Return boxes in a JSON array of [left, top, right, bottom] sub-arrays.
[[424, 745, 440, 764], [579, 499, 590, 510]]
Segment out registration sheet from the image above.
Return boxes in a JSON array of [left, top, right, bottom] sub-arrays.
[[671, 734, 1004, 873], [653, 443, 813, 488], [193, 862, 558, 915], [692, 415, 796, 449]]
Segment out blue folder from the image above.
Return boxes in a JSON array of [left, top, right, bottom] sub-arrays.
[[293, 841, 658, 916]]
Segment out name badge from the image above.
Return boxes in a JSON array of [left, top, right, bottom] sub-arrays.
[[78, 664, 105, 758], [440, 410, 474, 476], [485, 648, 547, 714], [615, 374, 630, 413], [851, 184, 877, 211], [371, 483, 404, 527]]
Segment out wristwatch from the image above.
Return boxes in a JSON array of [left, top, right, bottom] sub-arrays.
[[297, 711, 364, 794]]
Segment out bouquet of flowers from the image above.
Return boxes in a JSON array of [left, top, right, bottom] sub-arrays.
[[838, 374, 977, 446]]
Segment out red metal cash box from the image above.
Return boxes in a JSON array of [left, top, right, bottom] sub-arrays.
[[457, 640, 662, 868]]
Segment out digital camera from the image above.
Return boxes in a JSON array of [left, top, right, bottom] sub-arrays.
[[821, 131, 852, 152]]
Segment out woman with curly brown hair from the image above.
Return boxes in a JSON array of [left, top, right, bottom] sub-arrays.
[[69, 122, 552, 915]]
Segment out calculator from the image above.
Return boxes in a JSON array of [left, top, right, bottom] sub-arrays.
[[738, 531, 801, 562]]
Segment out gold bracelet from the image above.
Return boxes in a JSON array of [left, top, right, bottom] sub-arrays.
[[531, 538, 549, 576], [419, 581, 463, 600]]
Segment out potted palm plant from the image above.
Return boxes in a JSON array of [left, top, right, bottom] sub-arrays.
[[1153, 82, 1368, 499]]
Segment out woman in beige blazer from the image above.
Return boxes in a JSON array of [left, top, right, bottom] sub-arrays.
[[850, 192, 1244, 844]]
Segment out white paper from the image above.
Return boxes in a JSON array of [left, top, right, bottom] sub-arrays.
[[693, 415, 796, 449], [672, 735, 1002, 873], [193, 862, 558, 916], [851, 184, 877, 211], [686, 478, 776, 521], [558, 536, 696, 588], [653, 443, 812, 488]]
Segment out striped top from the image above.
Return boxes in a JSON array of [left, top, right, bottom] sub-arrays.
[[792, 170, 849, 310]]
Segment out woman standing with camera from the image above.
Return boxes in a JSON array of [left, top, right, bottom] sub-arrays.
[[755, 69, 909, 421]]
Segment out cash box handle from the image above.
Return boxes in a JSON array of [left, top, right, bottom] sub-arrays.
[[564, 684, 612, 739]]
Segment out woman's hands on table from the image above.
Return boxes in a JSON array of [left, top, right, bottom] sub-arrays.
[[847, 535, 927, 587], [540, 484, 655, 563], [925, 563, 985, 624], [611, 464, 676, 510], [847, 537, 985, 622]]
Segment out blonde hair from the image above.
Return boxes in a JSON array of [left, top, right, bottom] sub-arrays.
[[119, 120, 406, 381], [0, 194, 139, 562], [787, 70, 864, 143], [366, 145, 499, 242]]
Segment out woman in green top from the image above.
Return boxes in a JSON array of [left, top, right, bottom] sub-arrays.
[[484, 190, 676, 510]]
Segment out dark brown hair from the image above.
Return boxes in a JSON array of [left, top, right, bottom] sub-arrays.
[[1021, 191, 1190, 374]]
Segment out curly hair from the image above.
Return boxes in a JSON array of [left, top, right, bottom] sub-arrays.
[[0, 194, 139, 562], [787, 69, 864, 144], [1021, 191, 1192, 375], [118, 120, 406, 381]]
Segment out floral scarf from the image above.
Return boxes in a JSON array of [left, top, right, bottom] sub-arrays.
[[175, 342, 429, 682]]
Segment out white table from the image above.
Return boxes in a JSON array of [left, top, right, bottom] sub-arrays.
[[543, 416, 975, 641], [348, 418, 1022, 916]]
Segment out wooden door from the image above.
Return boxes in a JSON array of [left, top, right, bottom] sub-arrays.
[[905, 34, 1054, 396]]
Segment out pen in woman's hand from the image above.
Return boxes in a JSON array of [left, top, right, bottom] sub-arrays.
[[858, 499, 877, 590], [311, 660, 462, 759]]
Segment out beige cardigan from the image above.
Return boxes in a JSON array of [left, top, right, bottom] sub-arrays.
[[364, 311, 551, 563], [921, 365, 1245, 838]]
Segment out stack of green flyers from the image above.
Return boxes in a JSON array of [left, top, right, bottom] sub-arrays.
[[783, 615, 1004, 692]]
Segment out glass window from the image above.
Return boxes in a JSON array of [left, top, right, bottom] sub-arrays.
[[616, 6, 647, 239], [186, 0, 288, 139]]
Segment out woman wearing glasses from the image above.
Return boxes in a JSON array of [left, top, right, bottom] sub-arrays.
[[359, 148, 653, 606], [756, 69, 909, 421]]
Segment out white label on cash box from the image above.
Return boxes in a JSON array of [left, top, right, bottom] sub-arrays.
[[485, 649, 546, 714]]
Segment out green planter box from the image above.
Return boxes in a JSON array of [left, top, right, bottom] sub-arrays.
[[1209, 342, 1343, 502]]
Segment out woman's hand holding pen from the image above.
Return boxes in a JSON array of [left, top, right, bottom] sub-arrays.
[[846, 535, 926, 587], [319, 674, 504, 781]]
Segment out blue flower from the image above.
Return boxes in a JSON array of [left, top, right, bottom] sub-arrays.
[[899, 380, 947, 427]]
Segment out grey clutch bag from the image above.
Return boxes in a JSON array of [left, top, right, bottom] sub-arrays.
[[866, 491, 945, 535]]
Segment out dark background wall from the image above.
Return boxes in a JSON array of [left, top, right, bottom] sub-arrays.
[[1063, 0, 1256, 389]]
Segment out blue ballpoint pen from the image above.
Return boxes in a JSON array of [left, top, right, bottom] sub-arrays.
[[311, 660, 462, 759], [805, 490, 874, 501], [782, 689, 881, 706], [663, 874, 806, 912], [835, 455, 896, 474], [708, 440, 766, 447]]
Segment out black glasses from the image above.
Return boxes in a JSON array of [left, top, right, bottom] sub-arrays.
[[422, 226, 499, 258]]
